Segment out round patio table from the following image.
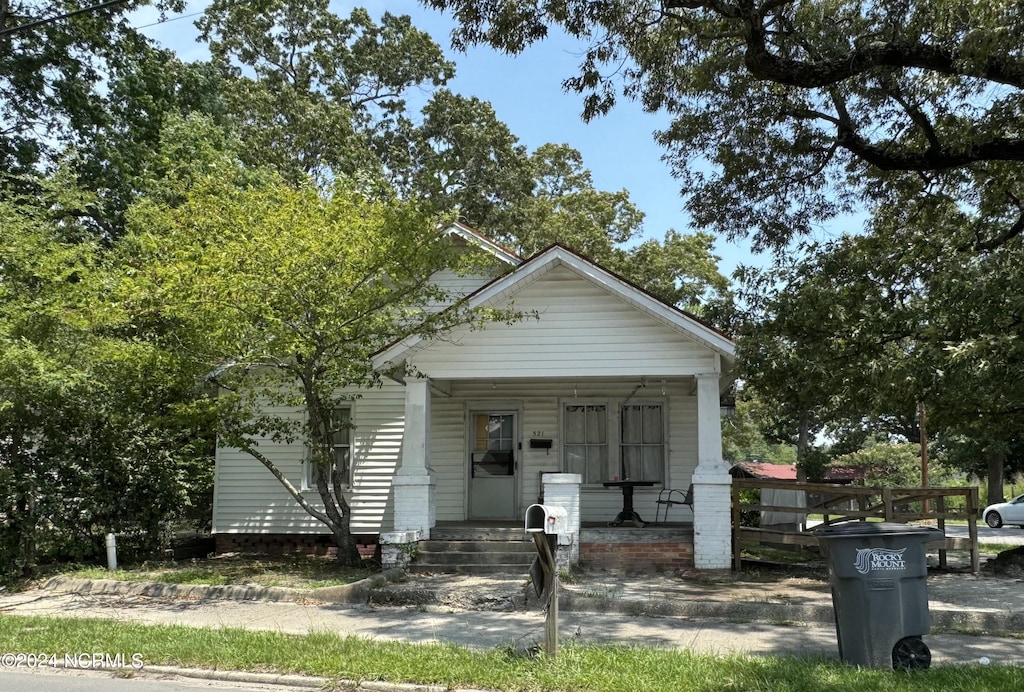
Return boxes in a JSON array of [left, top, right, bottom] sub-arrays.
[[603, 480, 658, 527]]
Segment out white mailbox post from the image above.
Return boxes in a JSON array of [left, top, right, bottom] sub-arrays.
[[525, 503, 568, 656]]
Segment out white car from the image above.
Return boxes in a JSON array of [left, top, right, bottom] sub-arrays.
[[983, 494, 1024, 528]]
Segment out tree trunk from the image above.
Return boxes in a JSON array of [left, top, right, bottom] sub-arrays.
[[988, 447, 1006, 505], [332, 525, 363, 567], [795, 411, 809, 482]]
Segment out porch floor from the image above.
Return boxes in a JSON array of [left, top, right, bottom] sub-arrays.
[[434, 520, 693, 530]]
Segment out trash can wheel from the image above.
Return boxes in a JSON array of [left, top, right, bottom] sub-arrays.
[[892, 636, 931, 670]]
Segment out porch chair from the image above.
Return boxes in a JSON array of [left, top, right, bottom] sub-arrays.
[[655, 483, 694, 523]]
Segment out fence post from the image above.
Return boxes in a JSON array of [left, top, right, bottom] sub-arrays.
[[732, 483, 743, 571], [882, 488, 894, 521], [968, 487, 980, 573]]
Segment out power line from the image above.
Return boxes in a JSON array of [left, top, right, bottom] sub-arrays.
[[0, 0, 134, 38], [134, 7, 208, 31]]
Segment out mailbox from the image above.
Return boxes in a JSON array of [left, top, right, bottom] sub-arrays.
[[525, 504, 568, 535]]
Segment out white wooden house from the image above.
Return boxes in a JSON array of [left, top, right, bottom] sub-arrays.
[[212, 224, 736, 569]]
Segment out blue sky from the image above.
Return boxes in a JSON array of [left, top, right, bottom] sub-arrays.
[[133, 1, 778, 282]]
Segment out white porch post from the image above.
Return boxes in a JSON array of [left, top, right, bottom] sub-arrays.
[[692, 371, 732, 570], [391, 378, 435, 538]]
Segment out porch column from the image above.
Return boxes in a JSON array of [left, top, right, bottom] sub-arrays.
[[392, 378, 435, 538], [692, 371, 732, 570]]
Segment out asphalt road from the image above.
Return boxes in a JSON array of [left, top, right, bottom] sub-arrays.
[[0, 669, 301, 692], [944, 523, 1024, 545]]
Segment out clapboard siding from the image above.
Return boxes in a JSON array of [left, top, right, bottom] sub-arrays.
[[348, 381, 405, 532], [408, 265, 717, 378], [428, 268, 496, 303], [213, 382, 405, 535], [431, 398, 467, 522], [213, 376, 706, 533]]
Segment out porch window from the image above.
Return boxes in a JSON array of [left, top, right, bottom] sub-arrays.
[[562, 401, 666, 484], [305, 407, 352, 490], [621, 404, 664, 482], [564, 404, 608, 484]]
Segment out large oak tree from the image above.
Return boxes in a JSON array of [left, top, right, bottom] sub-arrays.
[[425, 0, 1024, 252]]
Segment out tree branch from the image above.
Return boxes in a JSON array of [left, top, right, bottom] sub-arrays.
[[744, 36, 1024, 89], [972, 193, 1024, 251], [236, 439, 333, 526]]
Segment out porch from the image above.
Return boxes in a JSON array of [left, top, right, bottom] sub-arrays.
[[409, 521, 695, 574]]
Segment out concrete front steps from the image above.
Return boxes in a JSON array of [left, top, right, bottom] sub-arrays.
[[410, 526, 536, 575]]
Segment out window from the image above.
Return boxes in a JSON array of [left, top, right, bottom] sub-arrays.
[[305, 407, 352, 490], [564, 404, 608, 484], [621, 404, 664, 482], [562, 401, 665, 484]]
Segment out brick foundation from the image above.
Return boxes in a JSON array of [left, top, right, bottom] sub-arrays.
[[214, 533, 380, 561], [581, 541, 694, 570], [579, 526, 695, 570]]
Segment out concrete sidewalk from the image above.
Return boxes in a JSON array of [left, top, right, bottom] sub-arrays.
[[3, 565, 1024, 669]]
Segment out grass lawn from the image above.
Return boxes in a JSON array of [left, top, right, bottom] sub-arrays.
[[0, 615, 1018, 692], [54, 554, 375, 590]]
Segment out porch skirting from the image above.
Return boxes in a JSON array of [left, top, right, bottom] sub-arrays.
[[214, 533, 380, 561], [580, 526, 695, 570]]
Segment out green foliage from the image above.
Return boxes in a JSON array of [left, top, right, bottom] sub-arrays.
[[830, 443, 926, 488], [429, 0, 1024, 478], [428, 0, 1024, 254], [721, 394, 797, 466], [197, 1, 455, 186], [125, 172, 516, 565], [194, 1, 732, 318], [0, 178, 212, 585]]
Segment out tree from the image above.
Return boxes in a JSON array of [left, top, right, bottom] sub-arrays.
[[197, 0, 455, 186], [425, 0, 1024, 253], [721, 392, 797, 466], [0, 1, 183, 175], [0, 174, 211, 584], [386, 89, 535, 234], [125, 173, 518, 566], [737, 202, 1024, 497]]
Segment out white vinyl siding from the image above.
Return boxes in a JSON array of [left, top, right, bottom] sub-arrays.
[[212, 382, 405, 535], [407, 265, 718, 378], [430, 397, 467, 522], [213, 378, 703, 534]]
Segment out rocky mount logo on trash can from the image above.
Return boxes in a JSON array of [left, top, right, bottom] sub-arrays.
[[853, 547, 907, 574]]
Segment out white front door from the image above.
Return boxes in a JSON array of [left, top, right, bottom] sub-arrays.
[[468, 411, 518, 520]]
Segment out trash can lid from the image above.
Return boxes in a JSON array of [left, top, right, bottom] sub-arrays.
[[813, 521, 944, 539]]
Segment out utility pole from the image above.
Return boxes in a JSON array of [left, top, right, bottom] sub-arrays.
[[919, 401, 929, 514]]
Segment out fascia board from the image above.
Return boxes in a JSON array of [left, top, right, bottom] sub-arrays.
[[445, 222, 522, 266]]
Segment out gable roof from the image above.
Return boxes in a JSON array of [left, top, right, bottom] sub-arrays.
[[445, 221, 522, 266], [372, 242, 735, 371]]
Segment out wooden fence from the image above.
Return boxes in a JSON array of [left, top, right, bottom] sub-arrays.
[[731, 479, 980, 572]]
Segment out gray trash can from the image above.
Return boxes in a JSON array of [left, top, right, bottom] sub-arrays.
[[814, 522, 944, 670]]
